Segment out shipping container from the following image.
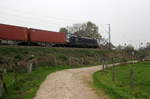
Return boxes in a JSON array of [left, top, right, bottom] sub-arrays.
[[29, 28, 67, 44], [0, 24, 28, 41]]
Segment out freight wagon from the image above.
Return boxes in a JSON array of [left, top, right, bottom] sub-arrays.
[[0, 24, 67, 46], [29, 28, 67, 46], [0, 24, 28, 45]]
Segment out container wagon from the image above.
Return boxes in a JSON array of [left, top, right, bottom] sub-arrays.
[[0, 24, 28, 45], [29, 28, 67, 46]]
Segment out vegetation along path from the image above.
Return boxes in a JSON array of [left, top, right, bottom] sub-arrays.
[[34, 65, 112, 99]]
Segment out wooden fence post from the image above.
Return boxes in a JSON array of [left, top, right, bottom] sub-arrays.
[[105, 60, 108, 69], [69, 57, 72, 66], [0, 71, 4, 98], [81, 57, 84, 65], [102, 60, 105, 71], [54, 58, 57, 65], [112, 65, 115, 81], [13, 62, 18, 88], [27, 62, 33, 73], [129, 68, 135, 89]]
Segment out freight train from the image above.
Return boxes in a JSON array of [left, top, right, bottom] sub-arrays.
[[0, 24, 99, 48]]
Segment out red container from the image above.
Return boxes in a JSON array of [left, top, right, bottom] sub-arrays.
[[0, 24, 28, 41], [29, 28, 67, 44]]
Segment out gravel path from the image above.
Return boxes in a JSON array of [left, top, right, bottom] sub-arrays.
[[34, 65, 114, 99]]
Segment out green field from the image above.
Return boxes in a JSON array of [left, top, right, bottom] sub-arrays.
[[93, 61, 150, 99]]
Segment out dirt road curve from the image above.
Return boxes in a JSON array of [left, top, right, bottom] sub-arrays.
[[34, 65, 113, 99]]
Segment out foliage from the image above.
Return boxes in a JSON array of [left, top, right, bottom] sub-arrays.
[[137, 49, 150, 61], [60, 21, 101, 40], [0, 46, 109, 70], [124, 44, 134, 52], [145, 42, 150, 50], [93, 61, 150, 99], [116, 45, 125, 50], [59, 27, 68, 33], [0, 46, 137, 71]]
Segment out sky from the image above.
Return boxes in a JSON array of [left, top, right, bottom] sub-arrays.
[[0, 0, 150, 48]]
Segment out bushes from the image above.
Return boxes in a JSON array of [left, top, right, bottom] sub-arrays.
[[0, 46, 138, 73]]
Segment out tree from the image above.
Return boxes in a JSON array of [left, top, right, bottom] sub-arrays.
[[116, 45, 124, 50], [146, 42, 150, 50], [74, 21, 101, 40], [124, 44, 134, 51], [59, 21, 101, 40], [124, 44, 135, 59], [59, 28, 68, 33]]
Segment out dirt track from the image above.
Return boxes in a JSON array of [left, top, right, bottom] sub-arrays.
[[34, 65, 113, 99]]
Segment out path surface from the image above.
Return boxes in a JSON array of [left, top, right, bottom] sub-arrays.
[[34, 64, 118, 99]]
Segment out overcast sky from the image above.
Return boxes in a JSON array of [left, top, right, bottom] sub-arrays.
[[0, 0, 150, 48]]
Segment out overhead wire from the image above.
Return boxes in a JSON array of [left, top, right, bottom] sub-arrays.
[[0, 8, 82, 23], [0, 15, 60, 28], [0, 11, 70, 25], [0, 12, 70, 31], [0, 8, 109, 32]]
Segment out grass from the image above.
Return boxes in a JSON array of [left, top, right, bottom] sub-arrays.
[[3, 66, 70, 99], [0, 46, 109, 68], [93, 61, 150, 99], [0, 46, 133, 71]]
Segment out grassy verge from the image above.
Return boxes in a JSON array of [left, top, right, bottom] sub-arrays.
[[3, 66, 70, 99], [93, 61, 150, 99]]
